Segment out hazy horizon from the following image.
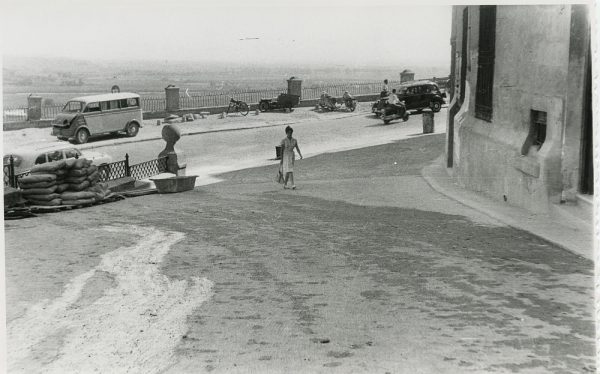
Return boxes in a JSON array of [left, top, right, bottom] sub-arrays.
[[2, 0, 452, 67]]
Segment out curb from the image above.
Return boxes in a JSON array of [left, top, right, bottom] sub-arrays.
[[421, 156, 592, 260]]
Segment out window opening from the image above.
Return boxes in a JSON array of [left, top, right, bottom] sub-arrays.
[[475, 5, 496, 121], [521, 110, 547, 155], [459, 7, 468, 105]]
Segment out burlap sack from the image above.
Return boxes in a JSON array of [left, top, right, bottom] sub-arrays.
[[21, 185, 58, 195], [19, 174, 57, 184], [61, 191, 97, 200], [68, 180, 91, 191], [65, 175, 88, 184], [68, 168, 88, 177], [19, 180, 57, 189], [73, 159, 87, 169], [56, 183, 70, 193], [27, 198, 62, 206], [62, 198, 96, 206], [87, 170, 99, 183], [88, 183, 108, 199], [87, 165, 98, 174], [30, 160, 66, 173], [24, 193, 61, 202], [64, 158, 77, 169]]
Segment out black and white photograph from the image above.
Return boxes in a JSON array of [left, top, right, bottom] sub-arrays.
[[1, 0, 597, 373]]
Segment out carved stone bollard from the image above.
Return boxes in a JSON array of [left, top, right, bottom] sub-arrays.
[[159, 124, 187, 176]]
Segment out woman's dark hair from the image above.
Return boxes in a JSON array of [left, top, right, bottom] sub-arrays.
[[285, 126, 293, 134]]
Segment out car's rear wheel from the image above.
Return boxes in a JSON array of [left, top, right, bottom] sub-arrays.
[[75, 128, 89, 144], [430, 101, 442, 112], [126, 122, 139, 137], [259, 101, 269, 112]]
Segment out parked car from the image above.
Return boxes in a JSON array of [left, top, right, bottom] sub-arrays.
[[372, 81, 446, 115], [3, 145, 112, 175], [51, 92, 143, 144]]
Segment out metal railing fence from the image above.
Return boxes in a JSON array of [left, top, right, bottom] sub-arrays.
[[4, 154, 168, 188], [4, 78, 448, 122]]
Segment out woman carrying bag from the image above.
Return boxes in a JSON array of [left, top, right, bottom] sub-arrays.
[[279, 126, 303, 189]]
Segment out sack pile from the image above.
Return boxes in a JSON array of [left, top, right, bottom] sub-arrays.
[[19, 158, 110, 206]]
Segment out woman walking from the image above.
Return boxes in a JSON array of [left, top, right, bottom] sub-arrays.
[[280, 126, 303, 189]]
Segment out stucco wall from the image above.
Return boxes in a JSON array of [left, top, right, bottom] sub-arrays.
[[453, 5, 576, 213]]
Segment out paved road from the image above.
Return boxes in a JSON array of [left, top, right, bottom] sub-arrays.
[[89, 108, 447, 185], [4, 130, 594, 373]]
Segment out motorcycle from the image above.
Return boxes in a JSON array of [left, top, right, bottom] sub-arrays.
[[381, 101, 409, 124], [317, 95, 338, 111], [318, 95, 357, 112], [371, 96, 388, 117], [341, 97, 357, 112]]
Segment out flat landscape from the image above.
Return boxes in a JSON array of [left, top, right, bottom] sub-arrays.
[[2, 56, 449, 108]]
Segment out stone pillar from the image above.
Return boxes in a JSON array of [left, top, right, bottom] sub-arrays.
[[159, 124, 187, 176], [400, 70, 415, 83], [27, 95, 42, 121], [422, 109, 434, 134], [287, 77, 302, 97], [165, 85, 180, 112]]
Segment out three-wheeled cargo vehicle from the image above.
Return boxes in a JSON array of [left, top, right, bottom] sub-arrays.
[[258, 93, 300, 112]]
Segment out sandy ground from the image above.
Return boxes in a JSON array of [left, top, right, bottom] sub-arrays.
[[4, 134, 595, 373]]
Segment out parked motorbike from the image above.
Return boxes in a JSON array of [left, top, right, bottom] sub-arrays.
[[342, 97, 357, 112], [318, 95, 357, 112], [318, 96, 338, 111], [381, 102, 409, 124]]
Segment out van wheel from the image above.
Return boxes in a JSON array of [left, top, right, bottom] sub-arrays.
[[126, 122, 139, 137], [430, 101, 441, 112], [75, 128, 89, 144]]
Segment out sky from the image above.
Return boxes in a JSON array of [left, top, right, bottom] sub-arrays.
[[1, 0, 455, 67]]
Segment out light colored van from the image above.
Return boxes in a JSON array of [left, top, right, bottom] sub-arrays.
[[51, 92, 143, 144]]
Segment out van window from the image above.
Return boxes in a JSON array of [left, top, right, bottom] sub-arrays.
[[63, 101, 83, 113], [101, 100, 120, 110], [127, 97, 139, 107], [119, 99, 129, 108], [84, 102, 101, 113]]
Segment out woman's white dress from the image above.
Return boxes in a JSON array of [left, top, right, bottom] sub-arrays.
[[280, 137, 297, 174]]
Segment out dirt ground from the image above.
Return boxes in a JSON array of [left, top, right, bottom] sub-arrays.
[[4, 134, 595, 373]]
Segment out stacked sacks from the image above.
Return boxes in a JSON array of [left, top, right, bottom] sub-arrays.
[[61, 158, 108, 205], [19, 160, 65, 206], [20, 158, 110, 206]]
